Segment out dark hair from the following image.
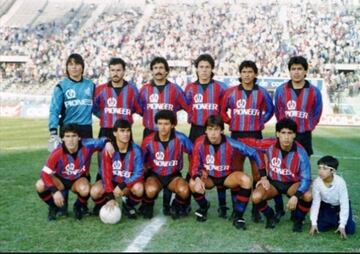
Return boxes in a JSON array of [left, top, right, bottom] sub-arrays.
[[150, 56, 170, 72], [288, 56, 308, 71], [113, 119, 133, 142], [205, 115, 224, 131], [194, 54, 215, 80], [155, 110, 177, 125], [238, 60, 258, 84], [61, 124, 80, 136], [317, 155, 339, 170], [66, 53, 84, 76], [275, 118, 297, 133], [109, 57, 126, 70]]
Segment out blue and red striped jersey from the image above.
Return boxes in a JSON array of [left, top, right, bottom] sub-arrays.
[[185, 80, 227, 126], [41, 138, 107, 188], [246, 137, 311, 195], [93, 81, 142, 127], [190, 134, 263, 178], [221, 84, 274, 132], [101, 142, 143, 194], [274, 80, 322, 133], [141, 130, 193, 176], [139, 81, 189, 130]]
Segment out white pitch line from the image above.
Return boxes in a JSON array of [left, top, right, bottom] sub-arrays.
[[124, 216, 166, 252]]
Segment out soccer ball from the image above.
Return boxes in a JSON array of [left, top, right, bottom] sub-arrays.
[[99, 204, 121, 224]]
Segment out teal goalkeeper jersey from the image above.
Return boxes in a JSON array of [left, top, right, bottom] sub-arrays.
[[48, 77, 95, 133]]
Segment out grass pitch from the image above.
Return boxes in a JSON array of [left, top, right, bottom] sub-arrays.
[[0, 117, 359, 252]]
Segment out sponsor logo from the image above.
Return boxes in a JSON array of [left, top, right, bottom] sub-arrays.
[[194, 94, 203, 103], [107, 97, 117, 107], [287, 100, 297, 110], [269, 157, 294, 176], [149, 94, 159, 103], [64, 163, 85, 175], [236, 99, 246, 109]]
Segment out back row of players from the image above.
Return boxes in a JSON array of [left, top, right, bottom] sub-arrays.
[[35, 53, 354, 236]]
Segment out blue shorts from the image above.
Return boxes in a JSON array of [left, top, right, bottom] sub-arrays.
[[317, 201, 356, 234]]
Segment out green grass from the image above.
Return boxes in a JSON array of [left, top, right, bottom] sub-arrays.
[[0, 117, 359, 252]]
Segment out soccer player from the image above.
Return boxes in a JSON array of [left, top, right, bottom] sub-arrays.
[[48, 53, 95, 140], [185, 54, 228, 218], [93, 57, 142, 139], [309, 155, 356, 239], [140, 110, 193, 219], [35, 124, 113, 221], [189, 115, 264, 230], [221, 60, 274, 222], [273, 55, 322, 222], [139, 56, 189, 215], [90, 119, 144, 219], [250, 118, 312, 232]]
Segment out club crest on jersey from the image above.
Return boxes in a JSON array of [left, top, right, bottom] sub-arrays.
[[64, 163, 84, 175], [286, 100, 297, 110], [205, 154, 215, 164], [107, 97, 117, 107], [155, 152, 165, 160], [194, 94, 203, 103], [112, 160, 122, 170], [84, 87, 92, 96], [236, 99, 246, 109], [149, 94, 159, 103], [271, 158, 282, 167], [65, 89, 76, 99]]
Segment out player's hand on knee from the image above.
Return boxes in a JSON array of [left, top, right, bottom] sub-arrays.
[[335, 226, 347, 239], [257, 177, 270, 191], [309, 225, 319, 236], [194, 177, 205, 194], [286, 196, 298, 210], [53, 190, 64, 207]]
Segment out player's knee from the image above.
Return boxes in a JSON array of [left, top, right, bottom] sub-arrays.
[[131, 183, 144, 198], [77, 184, 90, 197], [145, 185, 159, 199], [35, 179, 45, 192], [240, 174, 252, 188], [302, 191, 312, 202], [251, 190, 263, 204], [90, 184, 102, 199], [176, 184, 190, 199]]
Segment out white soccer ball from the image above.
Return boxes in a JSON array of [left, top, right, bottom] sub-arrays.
[[99, 204, 121, 224]]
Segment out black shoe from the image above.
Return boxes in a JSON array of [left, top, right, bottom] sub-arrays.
[[140, 204, 154, 219], [48, 205, 58, 221], [290, 210, 296, 222], [123, 202, 137, 219], [292, 220, 304, 232], [163, 205, 171, 216], [217, 206, 229, 219], [170, 201, 181, 220], [251, 207, 263, 223], [233, 218, 246, 230], [274, 209, 285, 224], [73, 203, 89, 220], [265, 210, 276, 229], [195, 202, 210, 222], [57, 204, 69, 217], [91, 204, 103, 216]]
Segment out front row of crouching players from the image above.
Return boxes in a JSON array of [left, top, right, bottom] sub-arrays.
[[139, 110, 193, 219], [35, 124, 114, 220], [189, 115, 265, 230], [90, 119, 144, 219]]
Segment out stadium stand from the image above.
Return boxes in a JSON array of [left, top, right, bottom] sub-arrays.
[[0, 0, 359, 122]]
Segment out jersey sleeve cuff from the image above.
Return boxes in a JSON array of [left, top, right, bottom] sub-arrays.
[[50, 129, 58, 135], [294, 191, 303, 199], [259, 169, 267, 177]]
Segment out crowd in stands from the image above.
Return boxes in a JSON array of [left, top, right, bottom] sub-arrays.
[[0, 1, 359, 98]]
